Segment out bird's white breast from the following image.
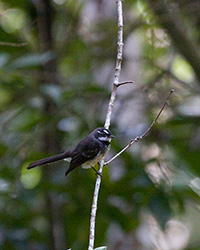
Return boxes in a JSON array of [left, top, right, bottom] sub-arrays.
[[64, 157, 71, 162], [81, 145, 110, 169]]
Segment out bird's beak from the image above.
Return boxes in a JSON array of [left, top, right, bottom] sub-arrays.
[[109, 135, 115, 138]]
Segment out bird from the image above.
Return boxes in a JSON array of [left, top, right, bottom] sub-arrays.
[[27, 127, 114, 176]]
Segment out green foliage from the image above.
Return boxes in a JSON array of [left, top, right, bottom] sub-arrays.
[[10, 52, 55, 69], [0, 0, 200, 250]]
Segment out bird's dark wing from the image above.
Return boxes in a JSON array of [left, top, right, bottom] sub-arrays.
[[71, 140, 100, 167], [65, 139, 100, 175]]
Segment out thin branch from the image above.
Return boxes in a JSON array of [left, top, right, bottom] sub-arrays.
[[104, 89, 174, 166], [0, 41, 27, 47], [88, 1, 124, 250], [104, 0, 123, 129], [115, 80, 135, 87]]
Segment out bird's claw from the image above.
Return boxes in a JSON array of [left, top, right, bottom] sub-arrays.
[[95, 171, 103, 178], [92, 167, 103, 178]]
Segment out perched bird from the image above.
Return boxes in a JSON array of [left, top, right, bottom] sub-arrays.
[[27, 127, 114, 176]]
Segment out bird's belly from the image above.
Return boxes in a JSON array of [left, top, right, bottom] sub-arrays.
[[64, 157, 71, 162], [81, 146, 110, 169]]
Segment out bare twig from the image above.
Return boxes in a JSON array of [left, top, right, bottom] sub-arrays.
[[115, 80, 135, 87], [0, 41, 27, 47], [88, 1, 124, 249], [104, 89, 174, 166], [104, 0, 124, 130]]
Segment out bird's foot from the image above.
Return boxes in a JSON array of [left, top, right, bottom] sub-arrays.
[[92, 167, 103, 178]]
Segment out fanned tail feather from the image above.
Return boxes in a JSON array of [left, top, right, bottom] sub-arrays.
[[27, 151, 71, 170]]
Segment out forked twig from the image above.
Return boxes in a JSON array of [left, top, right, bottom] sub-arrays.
[[115, 80, 135, 87], [104, 89, 174, 166]]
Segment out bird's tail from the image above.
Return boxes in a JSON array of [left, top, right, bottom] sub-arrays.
[[27, 151, 71, 170]]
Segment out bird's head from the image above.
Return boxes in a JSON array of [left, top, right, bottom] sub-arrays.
[[94, 127, 115, 142]]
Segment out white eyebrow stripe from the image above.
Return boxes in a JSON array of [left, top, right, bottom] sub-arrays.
[[103, 129, 109, 134]]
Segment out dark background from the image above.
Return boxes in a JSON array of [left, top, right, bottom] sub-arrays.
[[0, 0, 200, 249]]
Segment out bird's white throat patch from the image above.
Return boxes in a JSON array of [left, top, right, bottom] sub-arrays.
[[81, 145, 110, 169], [98, 136, 111, 142]]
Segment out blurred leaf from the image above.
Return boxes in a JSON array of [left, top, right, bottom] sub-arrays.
[[172, 55, 194, 82], [20, 164, 42, 189], [1, 0, 27, 8], [1, 8, 26, 33], [0, 53, 10, 68], [9, 51, 54, 68], [11, 110, 40, 132], [178, 96, 200, 117], [149, 189, 171, 228], [0, 88, 11, 107], [40, 84, 62, 102], [0, 143, 8, 157]]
